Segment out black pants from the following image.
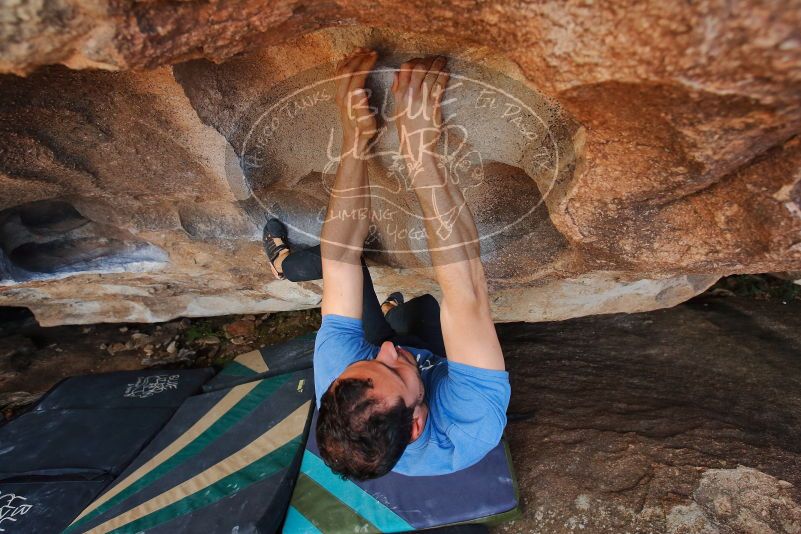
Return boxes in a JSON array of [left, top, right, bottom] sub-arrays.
[[283, 245, 446, 357]]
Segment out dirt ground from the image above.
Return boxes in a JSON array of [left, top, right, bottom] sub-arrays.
[[0, 307, 321, 419]]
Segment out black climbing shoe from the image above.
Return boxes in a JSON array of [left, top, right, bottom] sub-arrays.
[[381, 292, 404, 315], [263, 218, 289, 280]]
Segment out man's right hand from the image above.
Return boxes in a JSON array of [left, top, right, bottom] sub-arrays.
[[392, 56, 504, 372], [391, 56, 449, 166]]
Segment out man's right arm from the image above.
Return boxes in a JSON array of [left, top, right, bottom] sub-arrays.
[[412, 157, 505, 371], [392, 57, 504, 371]]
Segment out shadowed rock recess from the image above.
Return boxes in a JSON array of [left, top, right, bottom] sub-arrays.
[[0, 3, 800, 325], [498, 295, 801, 534]]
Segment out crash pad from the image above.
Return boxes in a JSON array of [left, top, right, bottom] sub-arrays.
[[67, 368, 314, 534], [0, 368, 214, 534], [282, 410, 520, 533], [204, 333, 315, 392]]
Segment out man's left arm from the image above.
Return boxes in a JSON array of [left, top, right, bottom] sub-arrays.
[[320, 48, 378, 319]]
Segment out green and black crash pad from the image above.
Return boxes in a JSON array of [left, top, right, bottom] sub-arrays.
[[1, 409, 188, 478], [0, 369, 214, 478], [282, 411, 520, 533], [67, 368, 315, 534], [0, 368, 213, 534], [204, 333, 315, 391]]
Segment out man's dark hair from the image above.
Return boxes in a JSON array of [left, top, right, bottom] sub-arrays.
[[316, 377, 414, 480]]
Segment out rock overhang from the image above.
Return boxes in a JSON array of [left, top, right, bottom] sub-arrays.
[[0, 7, 799, 325]]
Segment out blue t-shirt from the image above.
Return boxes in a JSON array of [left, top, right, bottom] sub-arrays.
[[314, 314, 511, 476]]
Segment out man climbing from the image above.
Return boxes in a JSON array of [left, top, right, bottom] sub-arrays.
[[262, 48, 510, 480]]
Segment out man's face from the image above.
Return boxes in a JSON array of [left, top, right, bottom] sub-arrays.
[[337, 341, 425, 411]]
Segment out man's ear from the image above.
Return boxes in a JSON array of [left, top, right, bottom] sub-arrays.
[[409, 404, 425, 442]]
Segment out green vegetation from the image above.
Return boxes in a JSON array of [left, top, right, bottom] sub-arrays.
[[184, 321, 223, 343]]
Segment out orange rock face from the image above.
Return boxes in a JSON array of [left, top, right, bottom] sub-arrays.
[[0, 2, 799, 324]]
